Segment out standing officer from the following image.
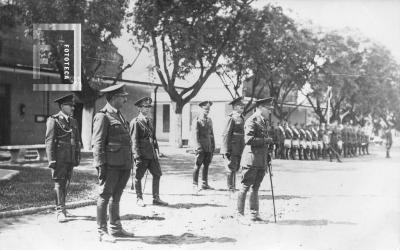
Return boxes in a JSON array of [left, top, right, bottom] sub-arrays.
[[45, 94, 81, 223], [290, 123, 300, 160], [329, 123, 342, 162], [221, 97, 245, 192], [131, 97, 168, 207], [92, 84, 134, 242], [311, 124, 319, 160], [237, 97, 274, 222], [192, 101, 215, 190]]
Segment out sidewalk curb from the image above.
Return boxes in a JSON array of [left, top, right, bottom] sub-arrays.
[[0, 199, 96, 219]]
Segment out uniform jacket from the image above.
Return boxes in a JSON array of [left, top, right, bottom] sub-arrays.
[[330, 127, 340, 144], [318, 129, 324, 140], [130, 114, 159, 160], [341, 127, 348, 143], [299, 128, 306, 140], [385, 129, 393, 147], [276, 126, 286, 143], [305, 129, 313, 141], [311, 128, 318, 141], [91, 103, 132, 169], [284, 126, 293, 139], [192, 115, 215, 153], [221, 112, 245, 156], [45, 111, 81, 166], [240, 113, 272, 169], [291, 127, 300, 140]]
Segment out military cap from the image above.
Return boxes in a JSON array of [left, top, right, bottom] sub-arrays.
[[135, 97, 152, 107], [255, 97, 274, 107], [54, 94, 75, 105], [100, 83, 129, 96], [198, 101, 213, 107], [228, 96, 244, 106]]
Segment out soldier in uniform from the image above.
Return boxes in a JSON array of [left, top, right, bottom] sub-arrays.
[[305, 124, 314, 160], [342, 122, 349, 158], [221, 97, 245, 192], [192, 101, 215, 190], [45, 94, 81, 223], [131, 97, 168, 207], [329, 123, 342, 162], [275, 121, 286, 159], [317, 123, 325, 159], [237, 97, 274, 222], [92, 84, 134, 242], [290, 123, 300, 160], [385, 123, 393, 158], [299, 124, 308, 160], [283, 121, 293, 160]]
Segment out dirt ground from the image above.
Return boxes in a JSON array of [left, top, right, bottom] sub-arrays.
[[0, 145, 399, 250]]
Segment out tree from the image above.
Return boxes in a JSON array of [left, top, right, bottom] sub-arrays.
[[13, 0, 132, 149], [130, 0, 253, 147], [219, 5, 316, 120]]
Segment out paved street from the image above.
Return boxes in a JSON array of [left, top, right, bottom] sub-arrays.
[[0, 145, 399, 250]]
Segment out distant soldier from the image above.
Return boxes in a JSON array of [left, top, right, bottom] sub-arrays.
[[342, 122, 349, 158], [299, 124, 309, 160], [131, 97, 168, 207], [284, 121, 293, 160], [385, 124, 393, 158], [221, 97, 245, 192], [349, 122, 357, 156], [237, 97, 274, 222], [294, 123, 304, 160], [317, 123, 325, 158], [92, 84, 134, 242], [322, 123, 330, 159], [337, 123, 344, 156], [329, 123, 342, 163], [305, 125, 314, 160], [290, 124, 300, 160], [45, 94, 81, 223], [192, 101, 215, 190], [311, 124, 319, 160], [356, 125, 363, 155], [276, 121, 286, 159]]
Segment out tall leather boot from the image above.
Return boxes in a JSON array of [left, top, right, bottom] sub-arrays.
[[227, 173, 234, 191], [298, 148, 303, 160], [54, 181, 66, 222], [249, 190, 261, 221], [97, 197, 109, 234], [152, 176, 168, 205], [109, 202, 134, 237], [201, 164, 213, 189], [237, 189, 247, 215]]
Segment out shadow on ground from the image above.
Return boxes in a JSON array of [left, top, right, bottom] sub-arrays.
[[259, 195, 308, 200], [277, 219, 356, 226], [117, 232, 236, 245], [166, 203, 226, 209]]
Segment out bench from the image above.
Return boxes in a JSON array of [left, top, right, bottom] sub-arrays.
[[0, 145, 47, 163]]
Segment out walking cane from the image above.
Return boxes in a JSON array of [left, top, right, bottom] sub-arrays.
[[267, 161, 277, 223]]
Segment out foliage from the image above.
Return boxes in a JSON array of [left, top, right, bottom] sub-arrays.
[[130, 0, 253, 113]]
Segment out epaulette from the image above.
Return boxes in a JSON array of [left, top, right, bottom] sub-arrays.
[[98, 109, 107, 114]]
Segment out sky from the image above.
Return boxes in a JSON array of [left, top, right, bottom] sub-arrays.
[[115, 0, 400, 86]]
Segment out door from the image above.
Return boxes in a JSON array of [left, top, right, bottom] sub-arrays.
[[0, 85, 11, 145]]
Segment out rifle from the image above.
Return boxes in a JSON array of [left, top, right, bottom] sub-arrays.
[[267, 155, 277, 223]]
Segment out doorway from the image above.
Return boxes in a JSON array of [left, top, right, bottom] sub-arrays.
[[0, 85, 11, 145]]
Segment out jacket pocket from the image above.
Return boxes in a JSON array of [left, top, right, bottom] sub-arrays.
[[106, 144, 128, 167]]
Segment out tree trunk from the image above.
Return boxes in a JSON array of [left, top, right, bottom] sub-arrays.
[[169, 102, 184, 148], [81, 101, 95, 150]]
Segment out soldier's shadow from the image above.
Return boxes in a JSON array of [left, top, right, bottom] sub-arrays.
[[166, 203, 226, 209], [121, 214, 165, 221], [64, 215, 96, 222], [116, 232, 236, 244], [277, 219, 356, 226], [259, 195, 308, 200]]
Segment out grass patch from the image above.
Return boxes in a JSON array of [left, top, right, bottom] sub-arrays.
[[0, 166, 98, 212]]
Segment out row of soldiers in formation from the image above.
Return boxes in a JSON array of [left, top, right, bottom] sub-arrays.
[[268, 121, 371, 162], [45, 83, 375, 243]]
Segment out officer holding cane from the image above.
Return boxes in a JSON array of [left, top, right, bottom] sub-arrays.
[[237, 97, 274, 222], [45, 94, 81, 223]]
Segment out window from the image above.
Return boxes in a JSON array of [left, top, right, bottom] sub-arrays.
[[163, 104, 170, 133]]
